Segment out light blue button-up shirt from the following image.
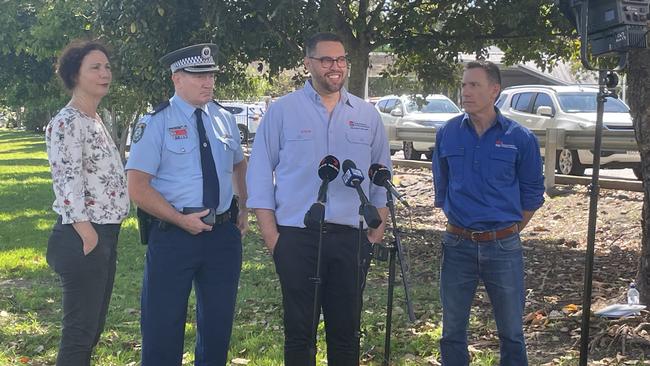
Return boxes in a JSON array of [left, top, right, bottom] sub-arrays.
[[246, 81, 392, 228], [126, 94, 244, 214]]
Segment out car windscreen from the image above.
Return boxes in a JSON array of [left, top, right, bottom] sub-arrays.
[[406, 99, 460, 114], [557, 93, 629, 113]]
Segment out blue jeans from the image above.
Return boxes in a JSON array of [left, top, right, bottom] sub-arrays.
[[439, 232, 527, 366]]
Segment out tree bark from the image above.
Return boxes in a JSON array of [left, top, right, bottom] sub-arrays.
[[347, 43, 371, 99], [627, 48, 650, 305]]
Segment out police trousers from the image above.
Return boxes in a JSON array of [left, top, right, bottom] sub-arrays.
[[273, 225, 373, 366], [46, 216, 121, 366], [140, 221, 242, 366]]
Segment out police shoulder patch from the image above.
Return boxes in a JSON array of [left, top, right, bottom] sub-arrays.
[[132, 123, 146, 144], [147, 100, 170, 116]]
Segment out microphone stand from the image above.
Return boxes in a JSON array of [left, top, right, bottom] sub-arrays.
[[354, 203, 366, 363], [306, 197, 326, 366], [381, 189, 415, 365]]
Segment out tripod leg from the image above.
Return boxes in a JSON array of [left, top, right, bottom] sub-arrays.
[[383, 246, 397, 366]]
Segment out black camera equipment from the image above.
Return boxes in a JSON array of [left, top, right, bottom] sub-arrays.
[[559, 1, 648, 364], [560, 0, 648, 56], [304, 155, 340, 364], [368, 164, 416, 365]]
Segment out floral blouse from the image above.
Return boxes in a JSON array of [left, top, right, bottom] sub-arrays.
[[45, 106, 130, 224]]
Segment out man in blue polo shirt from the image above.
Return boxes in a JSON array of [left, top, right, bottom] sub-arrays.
[[432, 60, 545, 365]]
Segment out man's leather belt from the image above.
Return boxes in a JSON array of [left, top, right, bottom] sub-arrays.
[[446, 223, 518, 242]]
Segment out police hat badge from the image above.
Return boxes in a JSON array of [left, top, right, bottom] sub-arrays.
[[159, 43, 218, 73]]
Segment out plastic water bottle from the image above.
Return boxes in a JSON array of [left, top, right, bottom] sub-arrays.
[[627, 282, 640, 305]]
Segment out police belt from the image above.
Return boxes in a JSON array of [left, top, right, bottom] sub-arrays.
[[446, 223, 518, 242], [153, 209, 231, 231]]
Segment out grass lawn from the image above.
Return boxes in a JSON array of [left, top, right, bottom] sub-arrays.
[[0, 128, 495, 365]]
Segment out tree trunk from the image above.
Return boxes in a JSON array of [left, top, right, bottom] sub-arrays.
[[627, 48, 650, 305], [347, 44, 370, 99]]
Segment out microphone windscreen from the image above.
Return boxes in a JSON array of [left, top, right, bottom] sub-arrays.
[[318, 155, 340, 181], [342, 159, 356, 173], [369, 163, 391, 185]]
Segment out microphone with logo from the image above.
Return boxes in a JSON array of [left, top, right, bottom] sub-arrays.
[[341, 159, 382, 229], [368, 163, 410, 208], [304, 155, 340, 228]]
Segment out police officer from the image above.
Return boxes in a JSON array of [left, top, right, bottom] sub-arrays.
[[247, 32, 392, 365], [126, 43, 248, 366]]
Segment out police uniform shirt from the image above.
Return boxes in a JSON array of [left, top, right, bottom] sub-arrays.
[[246, 80, 392, 228], [126, 94, 244, 214]]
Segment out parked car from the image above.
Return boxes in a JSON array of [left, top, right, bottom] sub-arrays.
[[376, 94, 462, 160], [219, 101, 265, 143], [496, 85, 641, 178]]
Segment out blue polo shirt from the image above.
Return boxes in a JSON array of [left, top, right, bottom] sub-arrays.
[[432, 108, 544, 231], [246, 81, 392, 228]]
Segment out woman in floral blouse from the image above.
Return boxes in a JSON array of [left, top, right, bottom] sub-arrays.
[[45, 39, 129, 366]]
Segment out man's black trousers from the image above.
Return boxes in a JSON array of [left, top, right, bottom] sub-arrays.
[[273, 225, 373, 366]]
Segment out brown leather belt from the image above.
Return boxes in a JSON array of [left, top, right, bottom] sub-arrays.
[[446, 223, 518, 242]]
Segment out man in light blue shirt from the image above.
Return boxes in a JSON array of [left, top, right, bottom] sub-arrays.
[[126, 43, 248, 366], [247, 32, 392, 366]]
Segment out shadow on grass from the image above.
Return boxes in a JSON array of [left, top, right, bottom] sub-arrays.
[[0, 171, 52, 181], [1, 144, 47, 155], [0, 158, 49, 167]]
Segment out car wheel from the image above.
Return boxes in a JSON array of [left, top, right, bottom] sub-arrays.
[[633, 166, 643, 180], [238, 125, 249, 144], [403, 141, 421, 160], [556, 149, 585, 175], [390, 149, 397, 156]]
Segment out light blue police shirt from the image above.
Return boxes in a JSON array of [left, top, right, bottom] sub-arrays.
[[126, 94, 244, 214], [246, 81, 392, 228]]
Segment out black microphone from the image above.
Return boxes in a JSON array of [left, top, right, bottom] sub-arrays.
[[369, 163, 410, 208], [317, 155, 340, 203], [304, 155, 340, 228], [341, 159, 382, 229]]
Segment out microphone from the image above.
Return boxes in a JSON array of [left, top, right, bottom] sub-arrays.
[[317, 155, 340, 203], [341, 159, 382, 229], [304, 155, 340, 228], [368, 163, 410, 208]]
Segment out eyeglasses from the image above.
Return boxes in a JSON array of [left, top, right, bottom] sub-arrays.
[[308, 56, 349, 68]]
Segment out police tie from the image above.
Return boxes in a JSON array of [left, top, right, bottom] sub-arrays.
[[195, 108, 220, 208]]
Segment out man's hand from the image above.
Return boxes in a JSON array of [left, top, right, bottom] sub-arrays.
[[177, 209, 213, 235], [264, 231, 280, 255], [236, 209, 249, 237], [367, 227, 384, 244]]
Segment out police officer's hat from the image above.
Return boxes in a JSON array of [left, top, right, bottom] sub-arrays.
[[159, 43, 218, 73]]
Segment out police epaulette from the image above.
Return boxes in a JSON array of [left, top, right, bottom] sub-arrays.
[[212, 99, 226, 109], [147, 101, 170, 116]]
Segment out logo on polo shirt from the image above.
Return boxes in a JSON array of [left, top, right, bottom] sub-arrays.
[[495, 139, 517, 150], [348, 120, 369, 131]]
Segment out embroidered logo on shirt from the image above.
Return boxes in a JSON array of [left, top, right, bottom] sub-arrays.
[[169, 125, 188, 140], [495, 140, 517, 150], [348, 120, 369, 131]]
